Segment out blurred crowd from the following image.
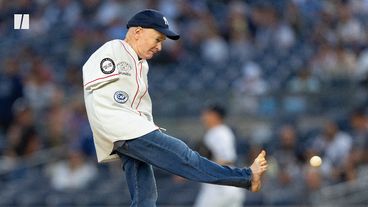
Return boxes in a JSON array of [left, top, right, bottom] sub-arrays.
[[253, 112, 368, 205], [0, 0, 368, 205]]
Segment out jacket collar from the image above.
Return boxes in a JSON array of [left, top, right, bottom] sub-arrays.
[[121, 40, 143, 63]]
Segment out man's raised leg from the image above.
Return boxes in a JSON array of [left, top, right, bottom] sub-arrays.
[[115, 130, 267, 191]]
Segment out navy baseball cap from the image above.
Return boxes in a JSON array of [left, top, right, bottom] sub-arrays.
[[127, 9, 180, 40]]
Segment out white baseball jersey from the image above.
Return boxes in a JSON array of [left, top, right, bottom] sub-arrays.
[[83, 39, 158, 163], [204, 124, 237, 162], [195, 124, 244, 207]]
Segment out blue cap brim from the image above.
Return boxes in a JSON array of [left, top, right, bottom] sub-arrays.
[[156, 27, 180, 40]]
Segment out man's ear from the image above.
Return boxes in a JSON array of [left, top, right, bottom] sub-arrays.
[[134, 27, 143, 40]]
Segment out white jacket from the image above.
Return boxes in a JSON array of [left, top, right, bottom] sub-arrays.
[[83, 39, 158, 163]]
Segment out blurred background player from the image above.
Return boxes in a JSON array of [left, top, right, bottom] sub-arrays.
[[195, 105, 245, 207]]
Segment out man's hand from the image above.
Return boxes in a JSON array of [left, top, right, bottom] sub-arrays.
[[250, 150, 268, 192]]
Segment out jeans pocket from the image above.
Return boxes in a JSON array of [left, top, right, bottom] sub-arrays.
[[122, 140, 129, 150], [112, 140, 128, 156]]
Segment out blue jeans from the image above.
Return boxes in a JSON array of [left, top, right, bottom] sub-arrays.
[[114, 130, 252, 207]]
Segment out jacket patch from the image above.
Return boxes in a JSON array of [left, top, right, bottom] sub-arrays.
[[100, 58, 115, 74], [117, 61, 132, 76], [114, 91, 129, 104]]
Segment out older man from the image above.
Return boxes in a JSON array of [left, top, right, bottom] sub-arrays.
[[83, 9, 267, 207]]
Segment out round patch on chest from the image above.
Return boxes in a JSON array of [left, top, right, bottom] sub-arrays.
[[114, 91, 129, 104]]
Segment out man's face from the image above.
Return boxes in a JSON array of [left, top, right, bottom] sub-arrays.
[[135, 28, 166, 60], [201, 110, 220, 129]]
